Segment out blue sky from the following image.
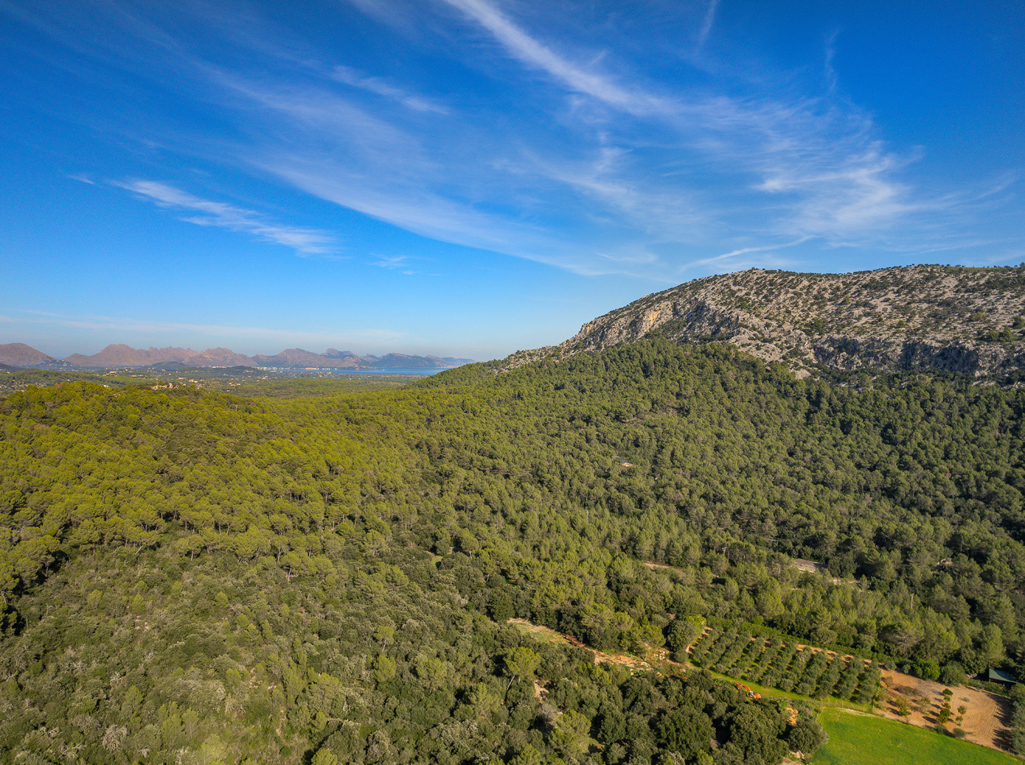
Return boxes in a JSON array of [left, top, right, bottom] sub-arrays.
[[2, 0, 1023, 361]]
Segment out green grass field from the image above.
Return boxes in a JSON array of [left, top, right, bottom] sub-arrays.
[[810, 707, 1020, 765]]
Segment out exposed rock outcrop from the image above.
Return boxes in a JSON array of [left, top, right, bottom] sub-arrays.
[[559, 265, 1025, 380]]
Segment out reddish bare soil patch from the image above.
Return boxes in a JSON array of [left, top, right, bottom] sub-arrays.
[[593, 652, 651, 671], [790, 643, 872, 667], [880, 669, 1012, 752], [644, 561, 685, 574], [533, 679, 548, 701], [508, 617, 569, 643], [793, 558, 828, 575]]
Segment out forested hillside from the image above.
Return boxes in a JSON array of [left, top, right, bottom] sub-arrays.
[[2, 339, 1025, 763]]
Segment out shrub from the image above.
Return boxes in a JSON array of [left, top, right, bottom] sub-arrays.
[[854, 661, 882, 705], [832, 659, 862, 700], [746, 640, 781, 683], [737, 638, 770, 681], [706, 631, 742, 670], [778, 649, 812, 693], [795, 651, 829, 697], [665, 619, 699, 656], [760, 642, 797, 690], [689, 629, 720, 665], [713, 633, 752, 675], [814, 656, 845, 699]]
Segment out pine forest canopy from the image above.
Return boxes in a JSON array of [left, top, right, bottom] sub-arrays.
[[3, 265, 1025, 763]]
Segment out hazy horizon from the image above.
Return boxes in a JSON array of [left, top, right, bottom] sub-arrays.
[[1, 340, 480, 364]]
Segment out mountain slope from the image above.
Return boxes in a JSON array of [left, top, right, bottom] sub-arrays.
[[2, 343, 473, 370], [561, 265, 1025, 379], [251, 348, 473, 369], [0, 343, 69, 369], [63, 344, 256, 368], [251, 347, 351, 368]]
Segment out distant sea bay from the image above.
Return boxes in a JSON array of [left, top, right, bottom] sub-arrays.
[[329, 368, 444, 375], [260, 367, 447, 376]]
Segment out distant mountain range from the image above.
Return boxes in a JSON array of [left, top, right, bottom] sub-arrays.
[[503, 264, 1025, 380], [0, 342, 473, 371]]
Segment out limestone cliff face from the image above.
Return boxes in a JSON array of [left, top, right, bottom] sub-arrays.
[[559, 265, 1025, 379]]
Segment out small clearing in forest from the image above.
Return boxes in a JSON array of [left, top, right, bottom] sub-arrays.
[[879, 669, 1011, 753], [507, 618, 667, 673]]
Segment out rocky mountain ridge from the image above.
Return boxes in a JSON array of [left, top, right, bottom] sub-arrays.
[[62, 345, 254, 369], [556, 264, 1025, 379], [0, 343, 473, 370], [0, 343, 71, 370]]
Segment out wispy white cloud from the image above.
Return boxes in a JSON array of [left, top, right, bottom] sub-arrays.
[[711, 237, 813, 263], [437, 0, 668, 115], [756, 145, 916, 235], [371, 254, 422, 276], [667, 237, 811, 276], [261, 158, 606, 272], [29, 0, 1008, 282], [427, 0, 937, 256], [331, 65, 447, 113], [823, 29, 839, 93], [517, 147, 703, 240], [115, 180, 336, 255], [207, 70, 439, 178], [697, 0, 719, 51], [372, 254, 410, 269], [370, 253, 436, 275]]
